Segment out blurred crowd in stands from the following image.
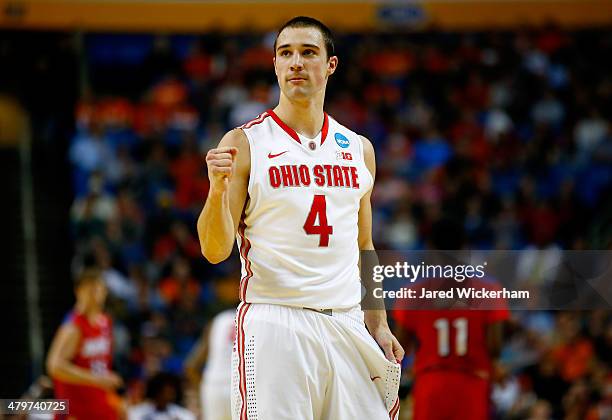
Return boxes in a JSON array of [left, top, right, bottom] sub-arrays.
[[68, 26, 611, 418]]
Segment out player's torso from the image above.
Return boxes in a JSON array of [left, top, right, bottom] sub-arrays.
[[72, 312, 113, 373], [239, 110, 373, 309], [413, 310, 492, 377]]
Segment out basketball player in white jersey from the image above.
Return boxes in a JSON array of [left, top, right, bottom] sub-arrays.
[[197, 16, 403, 420], [185, 309, 236, 420]]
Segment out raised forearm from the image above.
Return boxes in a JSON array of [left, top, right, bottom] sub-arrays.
[[47, 360, 102, 387], [197, 188, 235, 264]]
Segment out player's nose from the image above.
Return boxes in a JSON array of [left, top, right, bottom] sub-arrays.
[[290, 53, 304, 69]]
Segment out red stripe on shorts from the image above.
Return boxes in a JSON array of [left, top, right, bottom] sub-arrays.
[[389, 396, 400, 419], [237, 302, 251, 420]]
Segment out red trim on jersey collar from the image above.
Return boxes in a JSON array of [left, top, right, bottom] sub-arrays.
[[320, 112, 329, 145], [267, 109, 329, 146]]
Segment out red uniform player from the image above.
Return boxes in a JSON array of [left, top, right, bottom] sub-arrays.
[[46, 268, 123, 420], [393, 219, 509, 420], [394, 303, 508, 420]]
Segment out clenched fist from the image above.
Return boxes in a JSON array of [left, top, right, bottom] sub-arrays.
[[206, 146, 238, 193]]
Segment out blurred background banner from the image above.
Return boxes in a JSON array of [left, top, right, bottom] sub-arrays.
[[1, 0, 612, 31], [1, 0, 611, 418]]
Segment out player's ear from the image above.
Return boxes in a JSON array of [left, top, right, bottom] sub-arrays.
[[327, 56, 338, 76], [273, 56, 278, 76]]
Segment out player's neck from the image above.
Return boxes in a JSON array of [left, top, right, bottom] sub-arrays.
[[75, 302, 102, 321], [274, 94, 326, 139]]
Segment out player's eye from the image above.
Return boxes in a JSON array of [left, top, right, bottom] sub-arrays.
[[279, 50, 290, 57], [303, 49, 315, 56]]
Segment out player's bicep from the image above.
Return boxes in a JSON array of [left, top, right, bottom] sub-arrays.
[[185, 323, 211, 369], [358, 136, 376, 250], [46, 323, 80, 373], [217, 129, 251, 235], [358, 191, 374, 250], [184, 323, 211, 385]]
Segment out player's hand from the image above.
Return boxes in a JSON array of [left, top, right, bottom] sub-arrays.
[[206, 146, 238, 194], [97, 371, 124, 390], [371, 325, 405, 364]]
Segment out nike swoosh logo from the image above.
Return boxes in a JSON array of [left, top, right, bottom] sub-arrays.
[[268, 151, 289, 159], [370, 376, 381, 381]]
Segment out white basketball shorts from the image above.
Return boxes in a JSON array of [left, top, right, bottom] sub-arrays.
[[231, 302, 401, 420], [201, 379, 232, 420]]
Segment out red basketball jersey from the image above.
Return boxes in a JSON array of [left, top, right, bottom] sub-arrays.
[[393, 278, 510, 379], [394, 308, 508, 379], [53, 311, 119, 420]]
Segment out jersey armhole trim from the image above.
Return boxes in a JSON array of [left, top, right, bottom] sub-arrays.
[[241, 128, 256, 196], [357, 134, 375, 192]]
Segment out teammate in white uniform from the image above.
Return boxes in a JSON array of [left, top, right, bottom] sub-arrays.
[[197, 16, 403, 420], [186, 309, 237, 420]]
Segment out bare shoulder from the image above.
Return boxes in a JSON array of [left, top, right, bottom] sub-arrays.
[[358, 135, 376, 176], [218, 128, 249, 151], [49, 322, 80, 355], [58, 321, 81, 340], [358, 135, 375, 156], [218, 128, 250, 174]]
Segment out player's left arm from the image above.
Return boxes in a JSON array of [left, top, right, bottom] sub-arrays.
[[358, 135, 405, 364], [183, 323, 211, 388], [486, 320, 505, 358], [486, 304, 510, 358]]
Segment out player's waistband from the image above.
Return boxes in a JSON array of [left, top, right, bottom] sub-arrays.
[[240, 302, 365, 330], [241, 300, 357, 316], [303, 307, 334, 316]]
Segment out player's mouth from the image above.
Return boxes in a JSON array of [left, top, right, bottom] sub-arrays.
[[288, 77, 307, 83]]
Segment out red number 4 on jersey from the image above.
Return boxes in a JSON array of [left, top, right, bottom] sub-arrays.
[[303, 195, 333, 247]]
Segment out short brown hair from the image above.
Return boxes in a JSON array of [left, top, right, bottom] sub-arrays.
[[73, 268, 103, 288], [274, 16, 335, 58]]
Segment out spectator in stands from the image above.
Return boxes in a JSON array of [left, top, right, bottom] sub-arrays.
[[128, 372, 194, 420]]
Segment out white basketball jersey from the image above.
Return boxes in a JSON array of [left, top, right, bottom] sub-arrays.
[[202, 309, 236, 386], [236, 109, 373, 309]]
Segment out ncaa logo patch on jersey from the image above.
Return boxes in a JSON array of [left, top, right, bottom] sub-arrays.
[[335, 132, 350, 149]]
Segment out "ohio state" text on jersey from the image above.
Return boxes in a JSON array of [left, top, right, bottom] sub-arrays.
[[268, 164, 360, 189]]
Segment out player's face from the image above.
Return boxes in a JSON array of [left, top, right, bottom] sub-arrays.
[[274, 27, 337, 101], [91, 279, 108, 308], [77, 278, 107, 310]]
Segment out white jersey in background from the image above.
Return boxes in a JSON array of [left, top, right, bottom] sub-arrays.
[[201, 309, 236, 420], [238, 109, 373, 309]]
